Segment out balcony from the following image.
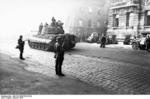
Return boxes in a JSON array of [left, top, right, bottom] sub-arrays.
[[111, 0, 139, 9], [144, 25, 150, 28]]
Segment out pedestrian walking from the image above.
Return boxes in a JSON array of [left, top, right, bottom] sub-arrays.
[[145, 35, 150, 51], [54, 37, 65, 76], [100, 35, 106, 48], [16, 35, 25, 60]]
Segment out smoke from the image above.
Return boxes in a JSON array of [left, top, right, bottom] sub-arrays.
[[0, 0, 110, 42]]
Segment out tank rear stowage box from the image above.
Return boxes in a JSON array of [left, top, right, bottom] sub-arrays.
[[28, 17, 76, 51]]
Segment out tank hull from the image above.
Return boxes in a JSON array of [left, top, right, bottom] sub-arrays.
[[28, 34, 76, 52]]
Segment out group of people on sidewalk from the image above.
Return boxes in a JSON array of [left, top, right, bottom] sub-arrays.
[[16, 35, 65, 76]]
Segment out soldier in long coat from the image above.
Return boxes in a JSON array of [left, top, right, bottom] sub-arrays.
[[100, 35, 106, 48], [145, 35, 150, 50], [54, 37, 65, 76], [17, 35, 25, 60]]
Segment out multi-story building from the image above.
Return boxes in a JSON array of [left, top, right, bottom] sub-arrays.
[[107, 0, 150, 42]]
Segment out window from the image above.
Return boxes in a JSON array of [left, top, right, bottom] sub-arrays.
[[144, 11, 150, 26], [113, 14, 119, 27], [147, 16, 150, 25], [126, 12, 130, 27]]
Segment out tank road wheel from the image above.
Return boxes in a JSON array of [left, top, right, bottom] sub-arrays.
[[39, 43, 42, 50], [42, 44, 45, 50], [43, 44, 47, 50], [29, 41, 33, 48], [33, 43, 35, 49], [28, 40, 31, 47], [44, 44, 47, 51], [39, 43, 41, 50], [35, 43, 37, 49], [41, 43, 45, 51], [38, 43, 41, 50], [29, 42, 32, 48], [36, 43, 39, 49], [38, 43, 40, 49], [132, 43, 139, 50], [34, 43, 37, 49], [29, 42, 33, 48], [38, 43, 41, 49]]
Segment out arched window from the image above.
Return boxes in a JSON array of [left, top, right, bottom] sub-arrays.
[[126, 12, 130, 27], [144, 11, 150, 26], [113, 14, 119, 27]]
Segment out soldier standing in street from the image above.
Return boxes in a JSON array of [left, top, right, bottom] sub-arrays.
[[17, 35, 25, 60], [145, 35, 150, 51], [100, 35, 106, 48], [54, 37, 65, 76]]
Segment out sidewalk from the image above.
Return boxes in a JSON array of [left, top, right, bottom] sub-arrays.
[[79, 42, 132, 49], [106, 44, 132, 49], [0, 52, 110, 94]]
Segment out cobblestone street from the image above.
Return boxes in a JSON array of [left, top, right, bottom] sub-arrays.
[[0, 53, 109, 94], [22, 47, 150, 94], [1, 42, 150, 94]]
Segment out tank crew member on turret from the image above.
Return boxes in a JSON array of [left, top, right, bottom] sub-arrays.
[[38, 23, 43, 35], [57, 20, 64, 34], [41, 22, 49, 34], [51, 17, 56, 27], [17, 35, 25, 60], [54, 37, 65, 76]]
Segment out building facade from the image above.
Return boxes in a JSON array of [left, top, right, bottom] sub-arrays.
[[107, 0, 150, 41]]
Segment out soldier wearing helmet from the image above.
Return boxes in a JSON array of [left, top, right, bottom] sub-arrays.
[[17, 35, 25, 60]]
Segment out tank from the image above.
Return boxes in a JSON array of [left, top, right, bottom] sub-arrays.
[[28, 17, 76, 52]]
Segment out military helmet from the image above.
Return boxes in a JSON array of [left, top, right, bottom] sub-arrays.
[[20, 35, 23, 39], [56, 37, 61, 42]]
